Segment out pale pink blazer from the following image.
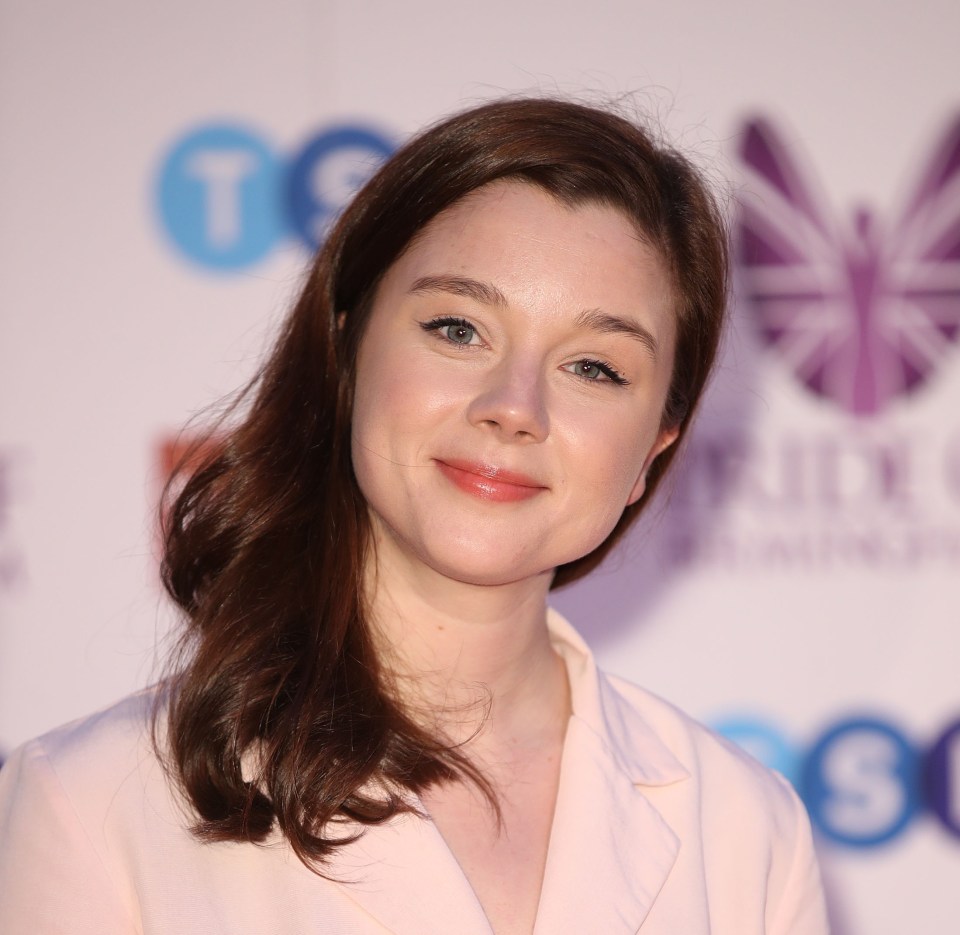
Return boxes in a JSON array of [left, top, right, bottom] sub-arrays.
[[0, 612, 828, 934]]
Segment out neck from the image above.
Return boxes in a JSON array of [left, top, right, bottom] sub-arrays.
[[365, 529, 570, 749]]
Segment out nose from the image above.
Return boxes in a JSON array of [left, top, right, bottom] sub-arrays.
[[466, 358, 550, 442]]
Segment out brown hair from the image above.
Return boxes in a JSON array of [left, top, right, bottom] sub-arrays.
[[158, 97, 728, 867]]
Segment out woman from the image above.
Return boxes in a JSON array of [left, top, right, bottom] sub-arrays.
[[0, 98, 828, 934]]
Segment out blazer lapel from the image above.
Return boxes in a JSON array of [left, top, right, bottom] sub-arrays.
[[326, 611, 688, 935], [534, 612, 691, 934], [331, 806, 493, 935]]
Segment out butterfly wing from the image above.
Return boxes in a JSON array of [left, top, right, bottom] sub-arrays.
[[874, 116, 960, 401], [735, 120, 859, 410], [737, 116, 960, 415]]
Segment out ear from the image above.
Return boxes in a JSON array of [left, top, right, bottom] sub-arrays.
[[336, 311, 348, 331], [626, 425, 680, 506]]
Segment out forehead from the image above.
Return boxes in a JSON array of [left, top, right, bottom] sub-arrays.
[[385, 180, 675, 324]]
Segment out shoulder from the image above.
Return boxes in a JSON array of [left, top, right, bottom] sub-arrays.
[[0, 690, 182, 849], [607, 674, 787, 782], [0, 691, 174, 932], [0, 686, 203, 872], [4, 690, 165, 810], [20, 689, 158, 766], [604, 671, 802, 825], [550, 608, 801, 824], [600, 672, 828, 933]]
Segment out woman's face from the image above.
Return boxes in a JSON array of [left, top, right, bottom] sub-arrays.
[[351, 180, 678, 589]]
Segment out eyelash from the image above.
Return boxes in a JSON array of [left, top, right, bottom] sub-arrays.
[[420, 316, 478, 342], [572, 358, 630, 386], [419, 315, 630, 386]]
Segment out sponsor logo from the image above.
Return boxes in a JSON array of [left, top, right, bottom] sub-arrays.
[[655, 426, 960, 571], [712, 713, 959, 847], [736, 115, 960, 416], [646, 114, 960, 572], [156, 121, 395, 270]]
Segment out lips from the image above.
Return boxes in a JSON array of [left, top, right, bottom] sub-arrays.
[[435, 459, 547, 503]]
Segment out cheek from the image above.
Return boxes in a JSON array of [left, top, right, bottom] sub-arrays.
[[352, 338, 414, 438], [571, 424, 657, 555], [564, 405, 657, 491], [351, 342, 467, 461]]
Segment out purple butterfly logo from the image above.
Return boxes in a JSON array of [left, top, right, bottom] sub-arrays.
[[736, 116, 960, 415]]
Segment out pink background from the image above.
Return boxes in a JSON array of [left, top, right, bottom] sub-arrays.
[[1, 1, 958, 931]]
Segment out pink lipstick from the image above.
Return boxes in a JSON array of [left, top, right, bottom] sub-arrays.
[[436, 459, 546, 503]]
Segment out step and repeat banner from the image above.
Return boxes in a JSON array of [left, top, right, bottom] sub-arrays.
[[1, 1, 957, 931]]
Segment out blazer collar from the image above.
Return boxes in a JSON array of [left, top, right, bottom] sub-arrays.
[[546, 608, 690, 787], [532, 609, 689, 934], [329, 610, 690, 935]]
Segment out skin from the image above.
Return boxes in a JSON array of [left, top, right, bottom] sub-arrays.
[[350, 180, 679, 935]]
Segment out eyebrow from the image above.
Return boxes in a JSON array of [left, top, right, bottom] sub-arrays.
[[575, 309, 660, 360], [409, 275, 508, 308], [409, 274, 660, 359]]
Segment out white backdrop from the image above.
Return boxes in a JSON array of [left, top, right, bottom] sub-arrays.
[[2, 1, 959, 932]]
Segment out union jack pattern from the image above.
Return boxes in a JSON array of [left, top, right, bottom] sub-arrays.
[[736, 116, 960, 415]]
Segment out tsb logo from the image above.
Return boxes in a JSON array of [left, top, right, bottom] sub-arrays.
[[156, 121, 395, 270], [713, 714, 960, 847]]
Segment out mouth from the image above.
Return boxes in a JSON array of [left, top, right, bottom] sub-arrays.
[[435, 459, 548, 503]]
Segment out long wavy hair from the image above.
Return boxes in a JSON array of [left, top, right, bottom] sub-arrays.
[[157, 97, 729, 868]]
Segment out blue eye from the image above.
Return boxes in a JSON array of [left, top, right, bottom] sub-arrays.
[[444, 321, 476, 345], [421, 316, 479, 346], [574, 361, 603, 380], [565, 358, 630, 386]]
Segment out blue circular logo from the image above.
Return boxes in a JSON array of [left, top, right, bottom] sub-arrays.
[[156, 124, 284, 270], [286, 126, 394, 250], [801, 716, 920, 847]]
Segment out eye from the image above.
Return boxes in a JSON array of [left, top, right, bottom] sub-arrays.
[[573, 361, 603, 380], [444, 322, 477, 345], [564, 358, 630, 386], [421, 316, 481, 346]]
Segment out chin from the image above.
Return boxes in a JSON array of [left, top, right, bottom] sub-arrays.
[[419, 537, 554, 588], [425, 531, 605, 589], [437, 562, 554, 589]]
